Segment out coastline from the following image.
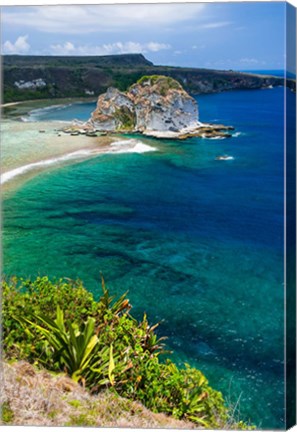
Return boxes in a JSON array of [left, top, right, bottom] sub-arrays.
[[1, 97, 97, 121], [1, 118, 157, 192], [1, 86, 288, 429], [1, 102, 21, 108]]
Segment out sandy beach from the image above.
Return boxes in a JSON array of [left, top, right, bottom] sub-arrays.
[[1, 119, 157, 192], [1, 119, 116, 191], [1, 102, 22, 108]]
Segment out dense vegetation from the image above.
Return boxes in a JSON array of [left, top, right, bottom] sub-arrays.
[[3, 54, 292, 103], [114, 106, 136, 130], [2, 276, 253, 429], [136, 75, 182, 89], [134, 75, 182, 97]]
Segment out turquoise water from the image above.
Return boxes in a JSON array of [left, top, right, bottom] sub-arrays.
[[26, 101, 97, 122], [3, 87, 290, 428], [26, 102, 96, 121]]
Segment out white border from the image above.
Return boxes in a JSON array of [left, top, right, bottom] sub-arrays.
[[1, 1, 296, 432], [0, 0, 296, 6]]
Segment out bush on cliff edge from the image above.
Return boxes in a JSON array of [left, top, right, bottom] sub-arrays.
[[2, 276, 252, 429]]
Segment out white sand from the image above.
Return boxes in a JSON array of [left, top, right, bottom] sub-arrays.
[[1, 120, 157, 190]]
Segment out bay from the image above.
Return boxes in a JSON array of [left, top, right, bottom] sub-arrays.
[[3, 85, 290, 428]]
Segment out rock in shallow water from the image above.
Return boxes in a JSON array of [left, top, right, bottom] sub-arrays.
[[90, 75, 199, 134], [68, 75, 234, 140]]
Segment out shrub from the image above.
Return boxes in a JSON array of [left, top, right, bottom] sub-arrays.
[[136, 75, 182, 92], [2, 277, 100, 360], [1, 401, 15, 424], [114, 106, 136, 130], [2, 276, 253, 429]]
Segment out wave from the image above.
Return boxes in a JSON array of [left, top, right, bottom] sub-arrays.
[[1, 150, 93, 185], [20, 116, 31, 122], [23, 103, 78, 122], [31, 104, 73, 116], [108, 139, 157, 154], [232, 132, 243, 138], [1, 139, 156, 185], [217, 156, 234, 160], [204, 135, 226, 140]]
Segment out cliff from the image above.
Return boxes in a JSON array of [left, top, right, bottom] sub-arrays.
[[91, 76, 198, 133], [2, 361, 194, 428], [2, 277, 252, 429], [3, 54, 295, 103], [89, 75, 233, 139]]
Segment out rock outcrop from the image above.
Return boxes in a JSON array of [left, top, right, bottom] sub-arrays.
[[90, 75, 199, 136], [88, 75, 233, 139]]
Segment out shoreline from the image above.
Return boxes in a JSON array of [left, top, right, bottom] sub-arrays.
[[1, 96, 97, 109], [1, 118, 157, 192], [1, 97, 97, 122], [1, 101, 22, 108]]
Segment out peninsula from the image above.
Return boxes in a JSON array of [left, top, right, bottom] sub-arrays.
[[3, 54, 295, 103]]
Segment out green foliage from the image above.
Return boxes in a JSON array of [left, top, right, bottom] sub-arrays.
[[1, 401, 15, 424], [67, 413, 97, 426], [68, 400, 82, 408], [18, 306, 101, 383], [2, 276, 252, 429], [111, 71, 144, 92], [113, 106, 136, 130], [2, 276, 99, 360], [135, 75, 182, 92]]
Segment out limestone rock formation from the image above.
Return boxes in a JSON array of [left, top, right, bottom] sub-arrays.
[[90, 76, 199, 136], [81, 75, 234, 139]]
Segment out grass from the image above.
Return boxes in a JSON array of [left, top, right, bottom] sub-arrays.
[[1, 401, 15, 424], [1, 360, 195, 428]]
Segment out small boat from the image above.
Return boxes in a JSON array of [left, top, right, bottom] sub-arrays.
[[39, 130, 46, 133]]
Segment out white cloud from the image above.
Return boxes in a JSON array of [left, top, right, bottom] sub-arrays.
[[146, 42, 170, 52], [2, 4, 206, 34], [50, 41, 75, 55], [2, 35, 30, 54], [205, 57, 267, 69], [240, 58, 266, 65], [201, 21, 232, 29], [49, 41, 171, 56], [192, 44, 206, 50]]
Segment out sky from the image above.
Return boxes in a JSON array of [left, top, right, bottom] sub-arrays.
[[0, 2, 291, 71]]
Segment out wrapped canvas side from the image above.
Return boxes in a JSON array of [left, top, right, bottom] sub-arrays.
[[285, 2, 297, 429]]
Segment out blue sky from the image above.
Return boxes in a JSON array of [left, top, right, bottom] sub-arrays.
[[1, 2, 289, 71]]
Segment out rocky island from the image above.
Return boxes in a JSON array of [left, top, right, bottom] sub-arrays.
[[69, 75, 234, 140]]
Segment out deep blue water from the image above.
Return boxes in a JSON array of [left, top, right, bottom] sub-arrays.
[[240, 69, 295, 79], [3, 86, 291, 428], [240, 69, 285, 77]]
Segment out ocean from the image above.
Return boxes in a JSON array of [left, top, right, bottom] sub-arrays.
[[3, 84, 293, 428]]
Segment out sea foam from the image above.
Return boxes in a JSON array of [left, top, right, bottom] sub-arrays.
[[108, 139, 157, 154], [232, 132, 243, 138], [23, 103, 76, 122], [1, 150, 92, 184], [1, 140, 156, 184]]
